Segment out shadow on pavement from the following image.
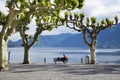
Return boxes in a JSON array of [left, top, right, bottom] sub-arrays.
[[10, 63, 120, 75]]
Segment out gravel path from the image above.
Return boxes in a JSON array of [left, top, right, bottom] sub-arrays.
[[0, 63, 120, 80]]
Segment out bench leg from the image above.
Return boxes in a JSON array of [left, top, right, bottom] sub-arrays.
[[55, 61, 56, 64], [63, 61, 65, 64]]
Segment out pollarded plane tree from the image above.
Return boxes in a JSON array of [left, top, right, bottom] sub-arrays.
[[0, 0, 39, 71], [18, 13, 60, 64], [0, 0, 84, 71], [15, 0, 85, 64], [15, 9, 36, 64], [62, 11, 118, 64]]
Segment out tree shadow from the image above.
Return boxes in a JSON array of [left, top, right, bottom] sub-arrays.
[[10, 63, 53, 73], [57, 64, 120, 75], [9, 63, 120, 75]]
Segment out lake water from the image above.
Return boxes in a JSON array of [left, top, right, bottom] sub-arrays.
[[8, 47, 120, 64]]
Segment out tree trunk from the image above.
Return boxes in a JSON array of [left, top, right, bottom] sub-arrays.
[[0, 39, 9, 71], [22, 47, 30, 64], [90, 44, 96, 64]]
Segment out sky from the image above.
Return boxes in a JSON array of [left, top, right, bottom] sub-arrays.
[[0, 0, 120, 41]]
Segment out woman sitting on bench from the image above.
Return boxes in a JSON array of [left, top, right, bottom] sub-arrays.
[[62, 54, 68, 60]]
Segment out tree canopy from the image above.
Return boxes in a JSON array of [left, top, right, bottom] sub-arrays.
[[0, 0, 85, 70]]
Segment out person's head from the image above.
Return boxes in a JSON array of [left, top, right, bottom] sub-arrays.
[[63, 54, 65, 56]]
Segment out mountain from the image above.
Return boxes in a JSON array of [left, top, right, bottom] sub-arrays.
[[53, 33, 86, 47], [13, 33, 75, 47], [97, 23, 120, 48], [13, 23, 120, 48], [34, 33, 76, 47], [54, 23, 120, 48], [8, 40, 19, 47]]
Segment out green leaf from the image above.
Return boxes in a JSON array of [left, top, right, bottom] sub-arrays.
[[91, 17, 96, 24], [80, 12, 84, 22], [114, 15, 118, 24], [60, 17, 65, 25], [20, 13, 26, 20], [77, 0, 85, 9], [0, 11, 7, 26], [65, 11, 69, 20], [74, 13, 79, 20], [70, 0, 79, 9], [54, 0, 63, 6], [69, 13, 73, 20], [80, 12, 84, 19], [6, 0, 11, 7]]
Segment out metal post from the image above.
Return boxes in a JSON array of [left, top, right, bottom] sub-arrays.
[[81, 58, 83, 64], [8, 51, 11, 63], [44, 58, 46, 63], [86, 55, 89, 64]]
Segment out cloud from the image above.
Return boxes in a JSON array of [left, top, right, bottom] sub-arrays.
[[83, 0, 120, 18], [41, 26, 78, 35], [0, 0, 8, 14], [10, 32, 21, 41]]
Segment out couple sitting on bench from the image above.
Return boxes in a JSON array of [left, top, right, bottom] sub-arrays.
[[57, 54, 68, 60], [54, 54, 68, 64]]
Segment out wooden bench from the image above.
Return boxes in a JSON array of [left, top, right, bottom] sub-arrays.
[[53, 57, 68, 64]]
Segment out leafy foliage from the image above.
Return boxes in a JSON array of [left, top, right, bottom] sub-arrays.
[[13, 0, 83, 50], [54, 0, 84, 9], [0, 11, 7, 26]]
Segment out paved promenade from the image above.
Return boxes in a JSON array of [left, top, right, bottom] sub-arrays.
[[0, 63, 120, 80]]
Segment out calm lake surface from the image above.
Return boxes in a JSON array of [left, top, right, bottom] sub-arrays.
[[8, 47, 120, 64]]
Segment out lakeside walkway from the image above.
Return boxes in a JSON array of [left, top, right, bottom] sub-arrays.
[[0, 63, 120, 80]]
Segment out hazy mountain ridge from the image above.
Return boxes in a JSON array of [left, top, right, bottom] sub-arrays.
[[34, 33, 76, 47], [97, 23, 120, 48], [9, 23, 120, 48]]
